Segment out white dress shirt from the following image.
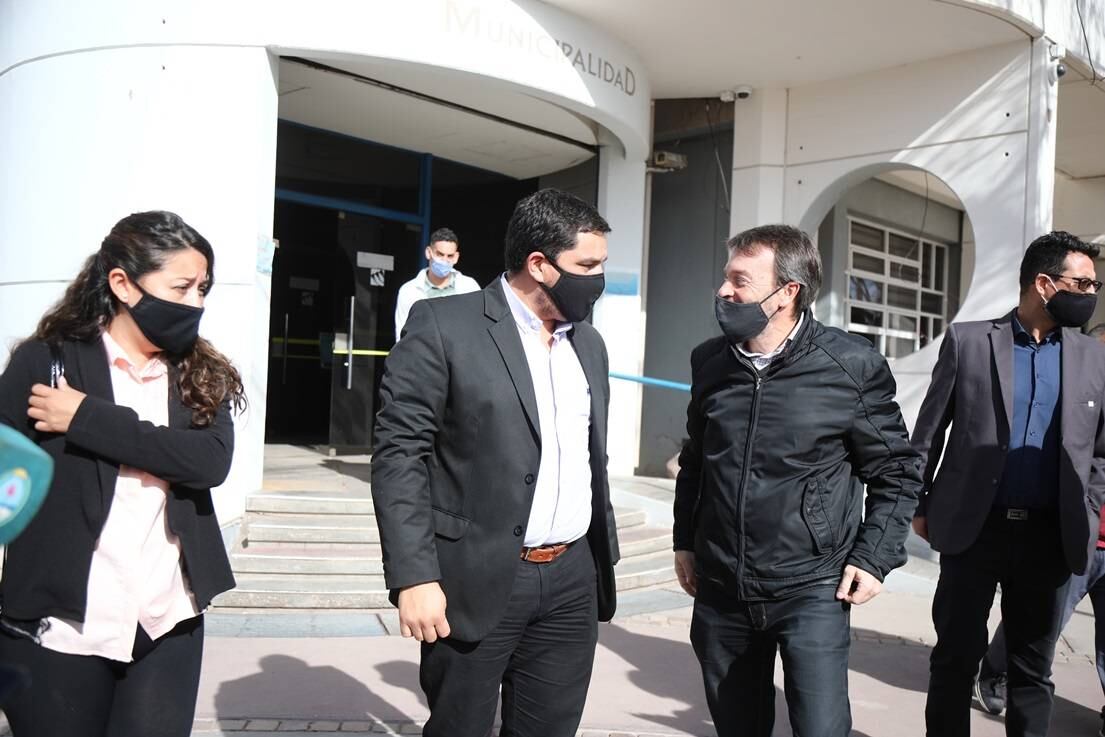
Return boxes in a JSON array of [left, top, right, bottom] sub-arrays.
[[39, 332, 199, 662], [499, 276, 593, 547], [394, 268, 480, 340]]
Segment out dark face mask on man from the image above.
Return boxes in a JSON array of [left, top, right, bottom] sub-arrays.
[[127, 279, 205, 355], [714, 284, 787, 345], [1042, 277, 1098, 328], [541, 259, 605, 323]]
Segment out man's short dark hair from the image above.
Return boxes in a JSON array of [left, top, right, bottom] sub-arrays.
[[428, 227, 459, 248], [1018, 230, 1099, 291], [504, 189, 610, 273], [726, 224, 822, 314]]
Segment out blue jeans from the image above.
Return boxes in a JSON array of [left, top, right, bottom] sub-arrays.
[[690, 581, 852, 737], [984, 546, 1105, 698]]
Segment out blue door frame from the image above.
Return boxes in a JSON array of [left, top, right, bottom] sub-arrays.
[[274, 120, 434, 267]]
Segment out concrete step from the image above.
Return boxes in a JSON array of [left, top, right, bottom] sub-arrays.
[[219, 547, 675, 610], [241, 508, 647, 546], [246, 493, 375, 516], [245, 515, 379, 544], [615, 525, 672, 557], [215, 574, 390, 609], [614, 507, 647, 529], [614, 551, 677, 591], [231, 550, 383, 575]]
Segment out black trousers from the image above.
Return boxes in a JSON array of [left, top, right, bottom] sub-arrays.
[[0, 615, 204, 737], [925, 514, 1070, 737], [420, 538, 598, 737], [690, 581, 852, 737]]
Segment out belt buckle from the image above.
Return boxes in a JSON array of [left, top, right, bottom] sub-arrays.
[[1006, 508, 1029, 521]]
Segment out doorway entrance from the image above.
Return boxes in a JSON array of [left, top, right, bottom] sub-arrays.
[[265, 121, 545, 451]]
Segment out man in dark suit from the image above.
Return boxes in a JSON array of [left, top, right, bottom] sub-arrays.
[[371, 188, 619, 737], [913, 230, 1105, 737]]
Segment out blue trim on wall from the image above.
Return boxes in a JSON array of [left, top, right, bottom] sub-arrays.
[[609, 372, 691, 392], [604, 271, 639, 296], [418, 154, 434, 267], [275, 188, 424, 226]]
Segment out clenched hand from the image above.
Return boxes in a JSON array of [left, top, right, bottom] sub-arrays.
[[835, 564, 882, 605], [398, 581, 451, 642], [27, 377, 86, 434]]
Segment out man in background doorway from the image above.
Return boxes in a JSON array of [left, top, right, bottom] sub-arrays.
[[393, 227, 480, 340]]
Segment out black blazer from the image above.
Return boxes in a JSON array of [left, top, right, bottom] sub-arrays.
[[0, 338, 236, 621], [371, 281, 619, 642], [912, 312, 1105, 574]]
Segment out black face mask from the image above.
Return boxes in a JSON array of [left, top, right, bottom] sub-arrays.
[[127, 280, 204, 355], [714, 285, 785, 345], [1044, 282, 1098, 328], [541, 260, 605, 323]]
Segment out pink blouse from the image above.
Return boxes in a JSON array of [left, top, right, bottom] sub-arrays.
[[38, 331, 200, 662]]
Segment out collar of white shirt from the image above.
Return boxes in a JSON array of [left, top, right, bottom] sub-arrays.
[[736, 312, 805, 369], [499, 274, 573, 338], [101, 330, 167, 381]]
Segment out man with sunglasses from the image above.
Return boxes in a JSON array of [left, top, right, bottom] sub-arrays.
[[913, 230, 1105, 737]]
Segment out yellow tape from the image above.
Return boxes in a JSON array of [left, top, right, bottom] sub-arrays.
[[270, 337, 390, 357], [334, 349, 390, 357]]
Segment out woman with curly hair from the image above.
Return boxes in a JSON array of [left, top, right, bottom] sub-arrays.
[[0, 210, 246, 737]]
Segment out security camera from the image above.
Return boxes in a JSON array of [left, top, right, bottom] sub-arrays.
[[734, 85, 752, 100], [1048, 61, 1068, 84]]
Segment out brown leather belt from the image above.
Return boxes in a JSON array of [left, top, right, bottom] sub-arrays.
[[520, 541, 573, 563]]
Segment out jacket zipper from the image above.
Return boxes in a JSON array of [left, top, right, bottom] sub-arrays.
[[735, 371, 763, 598]]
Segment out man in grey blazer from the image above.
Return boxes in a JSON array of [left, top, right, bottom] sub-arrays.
[[371, 189, 619, 737], [912, 230, 1105, 737]]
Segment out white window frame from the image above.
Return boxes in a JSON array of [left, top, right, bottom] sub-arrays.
[[845, 216, 950, 360]]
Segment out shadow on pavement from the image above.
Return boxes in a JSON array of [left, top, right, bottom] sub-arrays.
[[376, 659, 428, 709], [848, 627, 1101, 734], [598, 622, 740, 735], [320, 458, 373, 484], [214, 654, 415, 723], [848, 628, 930, 693]]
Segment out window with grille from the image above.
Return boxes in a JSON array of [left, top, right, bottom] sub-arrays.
[[846, 217, 950, 359]]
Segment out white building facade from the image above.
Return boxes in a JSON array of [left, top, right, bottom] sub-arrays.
[[2, 0, 1104, 524]]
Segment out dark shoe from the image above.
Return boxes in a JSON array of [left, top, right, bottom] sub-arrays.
[[1098, 705, 1104, 737], [974, 670, 1006, 715]]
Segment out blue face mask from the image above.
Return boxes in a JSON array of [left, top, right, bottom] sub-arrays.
[[429, 259, 453, 279]]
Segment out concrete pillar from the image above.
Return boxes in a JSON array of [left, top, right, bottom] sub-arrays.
[[0, 44, 279, 526], [729, 88, 788, 234], [593, 130, 647, 476], [1023, 36, 1061, 242]]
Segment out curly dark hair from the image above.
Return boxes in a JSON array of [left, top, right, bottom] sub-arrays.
[[25, 211, 246, 427]]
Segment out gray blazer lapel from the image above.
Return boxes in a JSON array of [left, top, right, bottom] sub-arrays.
[[485, 284, 541, 444], [989, 317, 1015, 435], [569, 328, 607, 434], [1059, 326, 1083, 443]]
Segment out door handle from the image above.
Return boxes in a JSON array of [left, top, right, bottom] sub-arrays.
[[346, 295, 355, 390]]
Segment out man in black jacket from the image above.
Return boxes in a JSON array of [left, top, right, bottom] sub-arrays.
[[673, 224, 922, 737]]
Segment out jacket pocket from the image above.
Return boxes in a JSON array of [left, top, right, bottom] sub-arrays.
[[802, 478, 834, 555], [431, 507, 470, 541]]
